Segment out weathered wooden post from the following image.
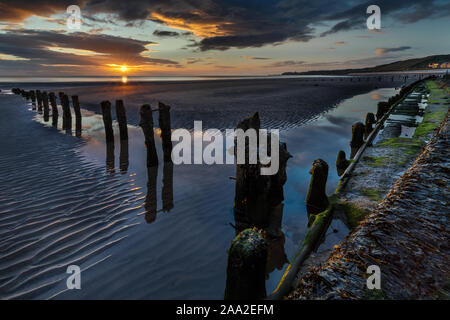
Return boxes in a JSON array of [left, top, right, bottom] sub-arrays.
[[224, 228, 267, 300], [100, 101, 114, 143], [305, 159, 329, 218], [36, 90, 43, 111], [376, 102, 389, 121], [162, 161, 174, 212], [139, 104, 159, 167], [145, 166, 158, 224], [158, 102, 173, 163], [72, 95, 82, 136], [61, 94, 72, 132], [364, 112, 376, 138], [350, 122, 365, 159], [336, 150, 350, 176], [42, 91, 50, 122], [30, 90, 36, 110], [49, 92, 58, 127], [115, 100, 128, 141]]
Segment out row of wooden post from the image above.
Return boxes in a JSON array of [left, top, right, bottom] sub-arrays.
[[12, 87, 82, 136]]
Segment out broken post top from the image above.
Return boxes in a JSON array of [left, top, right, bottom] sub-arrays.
[[140, 104, 154, 125], [158, 101, 170, 112], [100, 100, 111, 111], [350, 121, 365, 148], [366, 112, 376, 125]]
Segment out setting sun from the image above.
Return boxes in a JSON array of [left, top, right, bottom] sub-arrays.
[[120, 65, 128, 72]]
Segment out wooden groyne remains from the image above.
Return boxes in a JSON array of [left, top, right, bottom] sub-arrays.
[[11, 87, 174, 225], [223, 75, 449, 300]]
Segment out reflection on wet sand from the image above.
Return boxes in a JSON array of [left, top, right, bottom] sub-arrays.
[[145, 166, 158, 224], [162, 161, 174, 213], [106, 141, 114, 173], [119, 139, 129, 173], [144, 162, 174, 224]]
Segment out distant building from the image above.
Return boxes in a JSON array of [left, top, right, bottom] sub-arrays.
[[440, 62, 450, 68], [428, 63, 439, 69]]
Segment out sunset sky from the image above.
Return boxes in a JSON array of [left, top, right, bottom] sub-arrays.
[[0, 0, 449, 76]]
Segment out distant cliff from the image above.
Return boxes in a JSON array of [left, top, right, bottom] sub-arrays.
[[282, 54, 450, 75]]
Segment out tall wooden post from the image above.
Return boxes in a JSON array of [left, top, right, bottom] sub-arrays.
[[100, 101, 114, 144], [336, 150, 350, 176], [61, 94, 72, 132], [30, 90, 36, 110], [49, 92, 58, 127], [42, 91, 50, 122], [364, 112, 376, 139], [158, 102, 173, 162], [36, 90, 43, 111], [119, 139, 129, 173], [115, 100, 128, 141], [72, 95, 82, 136], [139, 104, 159, 167]]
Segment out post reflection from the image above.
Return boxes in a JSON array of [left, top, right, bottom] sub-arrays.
[[145, 166, 158, 224], [119, 139, 129, 173], [106, 141, 114, 173], [162, 161, 174, 212]]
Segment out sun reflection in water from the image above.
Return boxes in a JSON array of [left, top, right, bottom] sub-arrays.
[[121, 76, 128, 83]]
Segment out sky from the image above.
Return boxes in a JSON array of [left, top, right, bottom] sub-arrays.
[[0, 0, 449, 76]]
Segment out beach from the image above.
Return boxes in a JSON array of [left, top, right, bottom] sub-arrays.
[[0, 76, 410, 299]]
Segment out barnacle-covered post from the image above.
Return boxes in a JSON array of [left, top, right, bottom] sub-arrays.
[[224, 228, 267, 300], [306, 158, 329, 218], [139, 104, 159, 167]]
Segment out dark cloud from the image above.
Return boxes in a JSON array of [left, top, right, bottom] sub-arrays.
[[153, 30, 180, 37], [375, 46, 412, 56], [0, 0, 446, 52], [0, 28, 179, 75]]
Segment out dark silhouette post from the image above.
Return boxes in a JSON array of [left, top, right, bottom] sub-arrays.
[[42, 91, 50, 122], [139, 104, 159, 167], [100, 101, 114, 144], [305, 158, 329, 218], [336, 150, 350, 176], [61, 94, 72, 132], [158, 102, 173, 163], [350, 122, 365, 159], [376, 101, 389, 121], [162, 161, 174, 212], [72, 95, 82, 136], [49, 92, 58, 127], [364, 112, 376, 138]]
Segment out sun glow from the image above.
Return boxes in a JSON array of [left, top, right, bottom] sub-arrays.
[[121, 76, 128, 83], [120, 65, 128, 72]]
